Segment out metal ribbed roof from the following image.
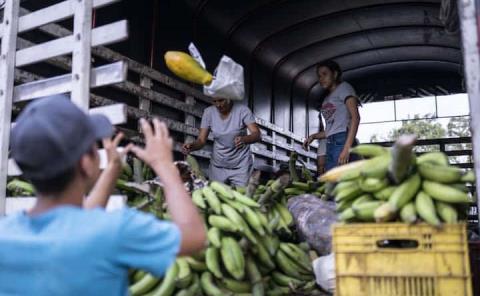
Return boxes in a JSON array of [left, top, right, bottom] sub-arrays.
[[187, 0, 462, 106]]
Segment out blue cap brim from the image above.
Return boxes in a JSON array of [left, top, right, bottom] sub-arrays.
[[89, 114, 114, 139]]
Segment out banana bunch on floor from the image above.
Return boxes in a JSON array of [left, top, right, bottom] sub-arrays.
[[128, 181, 325, 296], [320, 143, 475, 226]]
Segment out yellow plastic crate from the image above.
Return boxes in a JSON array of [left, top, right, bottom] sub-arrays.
[[332, 223, 472, 296]]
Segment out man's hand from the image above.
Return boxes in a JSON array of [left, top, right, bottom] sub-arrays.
[[84, 132, 132, 209], [338, 148, 350, 165], [130, 118, 174, 169], [182, 143, 193, 155], [234, 136, 245, 148], [102, 132, 131, 176]]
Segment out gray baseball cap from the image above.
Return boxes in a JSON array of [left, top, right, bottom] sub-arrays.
[[10, 95, 114, 179]]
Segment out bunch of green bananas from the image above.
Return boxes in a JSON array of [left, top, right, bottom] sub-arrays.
[[128, 180, 322, 296], [328, 144, 475, 226], [6, 178, 35, 196]]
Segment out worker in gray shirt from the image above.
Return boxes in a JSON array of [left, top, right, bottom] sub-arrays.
[[182, 55, 261, 186]]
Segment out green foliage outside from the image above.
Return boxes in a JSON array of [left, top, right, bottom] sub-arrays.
[[370, 115, 471, 163]]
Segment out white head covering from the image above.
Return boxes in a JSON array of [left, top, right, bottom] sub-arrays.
[[189, 43, 245, 101]]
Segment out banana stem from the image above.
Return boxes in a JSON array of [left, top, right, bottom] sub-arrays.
[[258, 174, 290, 205], [246, 170, 261, 198], [133, 158, 144, 183], [389, 135, 416, 184], [289, 152, 300, 182]]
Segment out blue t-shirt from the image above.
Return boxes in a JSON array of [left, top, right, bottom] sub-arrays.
[[0, 206, 181, 296]]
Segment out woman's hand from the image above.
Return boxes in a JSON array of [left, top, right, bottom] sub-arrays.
[[337, 147, 350, 165], [182, 143, 193, 155], [234, 136, 245, 148], [303, 136, 313, 150]]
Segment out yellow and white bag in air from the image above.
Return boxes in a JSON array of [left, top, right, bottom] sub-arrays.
[[189, 43, 245, 101]]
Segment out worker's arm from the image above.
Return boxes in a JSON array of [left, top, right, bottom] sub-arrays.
[[303, 120, 327, 150], [182, 128, 209, 154], [235, 122, 261, 148], [84, 133, 131, 209], [338, 96, 361, 165], [131, 119, 206, 255]]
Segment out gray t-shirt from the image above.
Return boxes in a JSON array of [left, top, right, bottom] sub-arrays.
[[201, 103, 256, 169], [320, 82, 357, 137]]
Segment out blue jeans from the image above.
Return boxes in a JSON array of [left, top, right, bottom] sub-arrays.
[[326, 132, 359, 171], [326, 132, 347, 171]]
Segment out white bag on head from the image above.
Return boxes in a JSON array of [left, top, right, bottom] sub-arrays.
[[188, 43, 245, 101]]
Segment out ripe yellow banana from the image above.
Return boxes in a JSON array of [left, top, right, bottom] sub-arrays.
[[164, 51, 213, 85], [319, 159, 369, 182]]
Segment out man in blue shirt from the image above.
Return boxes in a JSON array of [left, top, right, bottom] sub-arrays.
[[0, 95, 206, 295]]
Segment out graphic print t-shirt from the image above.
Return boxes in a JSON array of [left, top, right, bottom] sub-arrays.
[[320, 82, 357, 137]]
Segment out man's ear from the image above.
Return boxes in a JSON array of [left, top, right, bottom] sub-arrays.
[[78, 153, 96, 179]]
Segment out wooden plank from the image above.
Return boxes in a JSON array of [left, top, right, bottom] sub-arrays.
[[375, 137, 472, 147], [71, 0, 93, 111], [8, 147, 127, 176], [451, 163, 474, 169], [445, 150, 473, 157], [20, 6, 320, 147], [184, 96, 196, 144], [0, 0, 120, 38], [11, 103, 127, 127], [5, 195, 126, 215], [16, 20, 128, 67], [18, 8, 308, 147], [0, 0, 21, 215], [89, 103, 127, 125], [118, 81, 203, 118], [14, 61, 127, 102], [138, 76, 152, 113]]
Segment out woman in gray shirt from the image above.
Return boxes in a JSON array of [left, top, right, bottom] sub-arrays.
[[304, 60, 361, 171], [182, 98, 261, 187]]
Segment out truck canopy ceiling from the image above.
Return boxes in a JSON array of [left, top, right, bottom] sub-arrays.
[[187, 0, 462, 103]]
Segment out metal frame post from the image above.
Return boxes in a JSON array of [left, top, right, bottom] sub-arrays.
[[458, 0, 480, 227]]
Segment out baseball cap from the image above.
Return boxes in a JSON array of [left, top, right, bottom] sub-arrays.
[[10, 95, 114, 179]]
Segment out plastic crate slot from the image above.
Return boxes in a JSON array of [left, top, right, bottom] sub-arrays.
[[376, 239, 419, 249]]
